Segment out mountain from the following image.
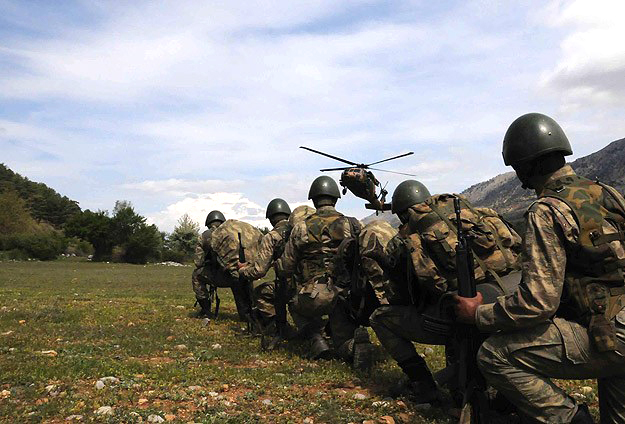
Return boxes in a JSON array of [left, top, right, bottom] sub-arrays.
[[462, 138, 625, 224], [0, 163, 81, 228], [363, 138, 625, 228], [361, 210, 401, 227]]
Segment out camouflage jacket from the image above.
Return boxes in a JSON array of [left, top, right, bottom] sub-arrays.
[[193, 228, 214, 268], [476, 165, 625, 334], [240, 219, 289, 280], [359, 221, 400, 304], [278, 205, 359, 287]]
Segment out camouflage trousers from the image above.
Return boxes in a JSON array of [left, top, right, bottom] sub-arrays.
[[289, 284, 358, 359], [369, 304, 447, 363], [253, 280, 276, 325], [477, 310, 625, 423], [191, 267, 212, 300]]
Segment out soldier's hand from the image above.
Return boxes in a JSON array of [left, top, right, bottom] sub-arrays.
[[453, 292, 483, 324]]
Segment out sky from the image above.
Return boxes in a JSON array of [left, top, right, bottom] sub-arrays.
[[2, 0, 625, 231]]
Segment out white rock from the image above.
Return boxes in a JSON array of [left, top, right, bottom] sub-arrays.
[[188, 386, 202, 391], [147, 414, 165, 423], [65, 415, 83, 421], [176, 305, 185, 309], [303, 418, 314, 424], [202, 318, 210, 327], [95, 406, 114, 415], [95, 380, 105, 390], [261, 399, 272, 405], [211, 344, 222, 350], [100, 377, 119, 384], [45, 384, 57, 393], [353, 393, 367, 400], [208, 391, 219, 397], [222, 400, 232, 407], [0, 390, 10, 398], [174, 344, 187, 350], [424, 347, 434, 355], [581, 386, 593, 395]]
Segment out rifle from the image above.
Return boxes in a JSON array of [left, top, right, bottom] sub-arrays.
[[454, 196, 489, 423], [237, 232, 258, 333]]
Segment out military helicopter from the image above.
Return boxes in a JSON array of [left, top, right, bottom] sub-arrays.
[[300, 146, 416, 211]]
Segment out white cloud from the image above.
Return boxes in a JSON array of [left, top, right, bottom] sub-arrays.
[[147, 192, 267, 232], [121, 178, 245, 197]]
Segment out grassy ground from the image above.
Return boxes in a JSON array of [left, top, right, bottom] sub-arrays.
[[0, 260, 599, 423]]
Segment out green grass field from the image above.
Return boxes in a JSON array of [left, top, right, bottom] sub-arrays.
[[0, 261, 599, 423]]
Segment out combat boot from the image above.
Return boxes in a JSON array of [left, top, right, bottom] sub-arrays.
[[352, 326, 373, 372], [310, 333, 332, 360], [571, 404, 593, 424], [192, 298, 211, 318], [396, 356, 441, 404]]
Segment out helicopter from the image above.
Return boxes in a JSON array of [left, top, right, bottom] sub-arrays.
[[300, 146, 416, 212]]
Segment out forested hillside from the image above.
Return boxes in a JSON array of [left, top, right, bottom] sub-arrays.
[[0, 163, 81, 228]]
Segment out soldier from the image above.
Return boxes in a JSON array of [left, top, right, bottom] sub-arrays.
[[455, 113, 625, 423], [370, 180, 522, 403], [191, 210, 225, 317], [238, 198, 292, 346], [279, 176, 372, 365]]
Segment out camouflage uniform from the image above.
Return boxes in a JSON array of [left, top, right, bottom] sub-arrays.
[[475, 166, 625, 423], [279, 205, 360, 358], [192, 228, 215, 301], [240, 219, 291, 325], [369, 229, 448, 364]]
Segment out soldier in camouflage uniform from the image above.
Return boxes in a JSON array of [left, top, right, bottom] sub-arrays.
[[239, 198, 292, 343], [369, 181, 449, 403], [455, 113, 625, 423], [279, 176, 372, 363], [192, 210, 226, 317]]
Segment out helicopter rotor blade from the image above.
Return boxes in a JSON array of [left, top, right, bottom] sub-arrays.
[[320, 166, 352, 172], [300, 146, 358, 166], [366, 151, 414, 166], [368, 167, 418, 177]]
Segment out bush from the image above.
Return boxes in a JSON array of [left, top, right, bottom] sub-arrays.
[[161, 248, 187, 264], [65, 237, 94, 257], [0, 231, 67, 261]]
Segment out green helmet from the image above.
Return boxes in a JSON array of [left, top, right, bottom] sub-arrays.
[[308, 176, 341, 200], [391, 180, 431, 214], [502, 113, 572, 166], [205, 210, 225, 227], [266, 198, 291, 219]]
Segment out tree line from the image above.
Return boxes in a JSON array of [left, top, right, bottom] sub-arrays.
[[0, 164, 200, 263]]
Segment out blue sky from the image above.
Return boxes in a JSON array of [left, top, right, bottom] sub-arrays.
[[2, 0, 625, 231]]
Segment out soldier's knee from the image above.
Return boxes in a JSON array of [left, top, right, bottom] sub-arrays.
[[476, 336, 508, 376]]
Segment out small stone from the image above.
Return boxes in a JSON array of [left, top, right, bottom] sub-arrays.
[[166, 336, 175, 341], [379, 416, 395, 424], [99, 376, 120, 384], [19, 320, 26, 324], [45, 384, 57, 393], [127, 322, 135, 327], [147, 414, 165, 423], [208, 391, 219, 397], [176, 305, 186, 309], [303, 418, 314, 424], [188, 386, 202, 391], [202, 318, 210, 326], [138, 398, 149, 405], [353, 393, 367, 400], [8, 348, 16, 352], [41, 350, 58, 357], [424, 347, 434, 355], [581, 386, 593, 395], [211, 343, 222, 349], [165, 414, 175, 421], [65, 415, 83, 421], [418, 353, 426, 358], [175, 344, 187, 350], [261, 399, 272, 405], [222, 400, 232, 407], [95, 406, 113, 416], [0, 390, 10, 398], [95, 381, 105, 390], [1, 331, 13, 336]]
